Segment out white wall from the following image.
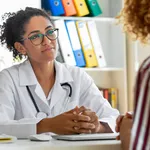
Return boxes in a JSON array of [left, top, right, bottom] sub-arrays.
[[0, 0, 41, 71]]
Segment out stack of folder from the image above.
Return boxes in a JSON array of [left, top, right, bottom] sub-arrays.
[[41, 0, 102, 17], [55, 19, 106, 68]]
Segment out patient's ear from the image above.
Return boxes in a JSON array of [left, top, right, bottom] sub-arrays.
[[14, 42, 27, 55]]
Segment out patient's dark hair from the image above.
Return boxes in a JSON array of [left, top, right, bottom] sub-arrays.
[[0, 7, 52, 60]]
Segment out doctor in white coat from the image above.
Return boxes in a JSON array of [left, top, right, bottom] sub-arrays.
[[0, 7, 119, 138]]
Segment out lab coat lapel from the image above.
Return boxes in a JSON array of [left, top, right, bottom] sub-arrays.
[[19, 60, 37, 86], [34, 82, 47, 102], [19, 60, 47, 104], [50, 61, 74, 110], [50, 81, 66, 110]]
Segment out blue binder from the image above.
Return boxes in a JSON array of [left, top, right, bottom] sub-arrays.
[[65, 20, 86, 67], [42, 0, 65, 16]]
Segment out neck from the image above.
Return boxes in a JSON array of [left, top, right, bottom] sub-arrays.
[[29, 59, 55, 82]]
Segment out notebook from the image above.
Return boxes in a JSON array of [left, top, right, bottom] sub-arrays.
[[0, 134, 17, 143], [51, 133, 118, 141]]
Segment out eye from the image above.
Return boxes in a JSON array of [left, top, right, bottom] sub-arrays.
[[29, 34, 42, 40], [47, 29, 55, 35]]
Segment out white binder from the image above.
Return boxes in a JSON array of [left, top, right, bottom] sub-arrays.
[[65, 20, 85, 67], [54, 20, 76, 66], [87, 21, 106, 67]]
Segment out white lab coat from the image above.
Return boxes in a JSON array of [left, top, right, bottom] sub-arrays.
[[0, 60, 119, 138]]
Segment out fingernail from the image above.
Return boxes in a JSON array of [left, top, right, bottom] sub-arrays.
[[74, 127, 79, 130], [87, 117, 91, 121], [91, 124, 95, 128], [73, 111, 77, 115]]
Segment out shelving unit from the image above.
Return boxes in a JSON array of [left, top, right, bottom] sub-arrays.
[[50, 0, 127, 114]]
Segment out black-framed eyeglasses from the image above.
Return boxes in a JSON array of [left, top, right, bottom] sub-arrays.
[[21, 28, 59, 46]]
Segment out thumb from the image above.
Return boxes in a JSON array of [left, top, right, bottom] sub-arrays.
[[125, 112, 133, 119], [66, 106, 79, 114]]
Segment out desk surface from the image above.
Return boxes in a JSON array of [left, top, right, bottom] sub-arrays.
[[0, 139, 121, 150]]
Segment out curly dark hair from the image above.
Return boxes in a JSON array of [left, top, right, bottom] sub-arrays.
[[0, 7, 52, 60], [116, 0, 150, 44]]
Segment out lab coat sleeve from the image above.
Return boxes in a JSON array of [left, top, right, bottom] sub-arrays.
[[0, 71, 41, 138], [79, 71, 119, 132]]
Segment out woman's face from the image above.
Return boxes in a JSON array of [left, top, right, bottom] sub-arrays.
[[22, 16, 58, 63]]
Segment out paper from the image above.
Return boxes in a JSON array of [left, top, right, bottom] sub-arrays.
[[0, 134, 17, 143]]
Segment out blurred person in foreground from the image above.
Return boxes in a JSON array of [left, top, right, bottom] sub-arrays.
[[115, 0, 150, 150]]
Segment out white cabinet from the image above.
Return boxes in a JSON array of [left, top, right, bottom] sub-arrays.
[[51, 0, 127, 113]]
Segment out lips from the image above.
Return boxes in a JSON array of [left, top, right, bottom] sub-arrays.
[[42, 47, 55, 52]]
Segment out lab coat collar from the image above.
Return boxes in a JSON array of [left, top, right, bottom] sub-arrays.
[[19, 60, 37, 86], [54, 60, 74, 84], [19, 60, 74, 110], [19, 60, 74, 86]]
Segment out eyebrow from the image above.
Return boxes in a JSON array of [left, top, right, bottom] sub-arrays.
[[28, 25, 53, 36]]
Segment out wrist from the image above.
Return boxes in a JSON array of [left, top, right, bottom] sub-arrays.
[[98, 122, 113, 133], [37, 118, 53, 134]]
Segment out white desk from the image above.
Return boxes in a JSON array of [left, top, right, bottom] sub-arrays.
[[0, 139, 122, 150]]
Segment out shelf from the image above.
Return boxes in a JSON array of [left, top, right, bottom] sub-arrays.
[[81, 67, 124, 72], [50, 16, 116, 22]]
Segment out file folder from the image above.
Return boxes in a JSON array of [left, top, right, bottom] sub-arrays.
[[41, 0, 50, 11], [43, 0, 65, 16], [85, 0, 102, 16], [76, 21, 98, 67], [54, 20, 76, 66], [62, 0, 77, 16], [65, 20, 86, 67], [87, 21, 106, 67], [73, 0, 89, 16]]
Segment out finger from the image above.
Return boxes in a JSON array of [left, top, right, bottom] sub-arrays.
[[75, 122, 95, 130], [115, 125, 119, 132], [78, 106, 90, 114], [74, 128, 92, 134], [116, 135, 120, 140], [73, 114, 91, 122], [116, 115, 124, 124], [125, 112, 133, 119], [82, 111, 97, 122]]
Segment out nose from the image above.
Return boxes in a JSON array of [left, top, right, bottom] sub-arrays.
[[42, 35, 51, 45]]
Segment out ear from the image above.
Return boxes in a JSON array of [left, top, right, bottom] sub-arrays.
[[14, 42, 27, 55]]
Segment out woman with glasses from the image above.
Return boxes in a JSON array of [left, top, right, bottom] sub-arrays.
[[0, 7, 119, 137]]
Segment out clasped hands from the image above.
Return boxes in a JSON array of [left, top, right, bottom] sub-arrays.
[[50, 106, 102, 135], [115, 112, 133, 140]]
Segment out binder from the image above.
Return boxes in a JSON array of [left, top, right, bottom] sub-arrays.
[[54, 20, 76, 66], [42, 0, 65, 16], [76, 21, 98, 67], [73, 0, 89, 16], [41, 0, 50, 11], [87, 21, 106, 67], [109, 88, 118, 109], [85, 0, 102, 16], [62, 0, 77, 16], [65, 20, 86, 67]]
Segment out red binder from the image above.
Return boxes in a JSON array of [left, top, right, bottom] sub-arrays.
[[62, 0, 77, 16]]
